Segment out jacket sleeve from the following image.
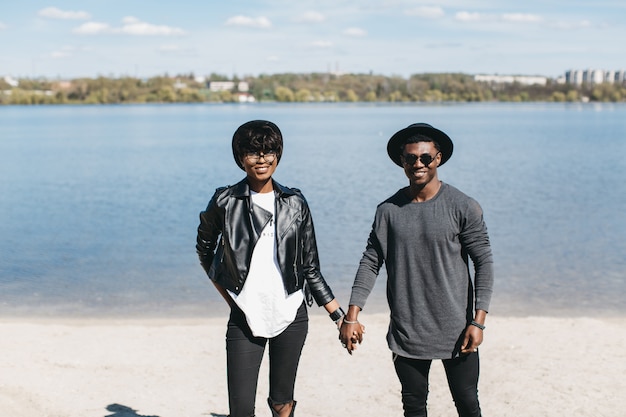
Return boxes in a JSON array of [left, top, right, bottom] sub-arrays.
[[196, 187, 226, 277], [299, 197, 335, 307]]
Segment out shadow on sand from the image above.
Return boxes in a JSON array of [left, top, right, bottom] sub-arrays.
[[104, 403, 227, 417], [105, 404, 159, 417]]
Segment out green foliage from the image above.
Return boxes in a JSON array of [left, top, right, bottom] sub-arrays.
[[2, 73, 625, 105], [344, 89, 359, 102], [364, 91, 377, 102], [295, 89, 312, 102], [274, 86, 294, 102], [550, 92, 566, 102]]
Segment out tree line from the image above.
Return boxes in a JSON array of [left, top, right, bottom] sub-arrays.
[[1, 72, 625, 105]]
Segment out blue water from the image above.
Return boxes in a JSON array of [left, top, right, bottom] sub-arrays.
[[1, 103, 625, 318]]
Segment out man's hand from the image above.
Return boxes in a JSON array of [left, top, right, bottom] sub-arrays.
[[339, 320, 365, 354], [338, 305, 365, 354], [461, 311, 487, 354], [460, 324, 483, 354]]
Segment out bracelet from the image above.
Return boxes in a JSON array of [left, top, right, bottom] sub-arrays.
[[470, 320, 486, 330], [343, 319, 359, 324], [329, 307, 345, 323]]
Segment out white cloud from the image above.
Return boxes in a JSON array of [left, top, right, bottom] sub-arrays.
[[267, 55, 280, 62], [159, 44, 182, 52], [310, 40, 333, 48], [294, 11, 325, 23], [455, 11, 489, 22], [48, 45, 91, 59], [405, 6, 445, 19], [50, 50, 71, 59], [551, 20, 592, 30], [0, 22, 7, 30], [225, 15, 272, 29], [118, 16, 186, 35], [456, 11, 543, 24], [123, 16, 140, 25], [73, 18, 186, 36], [73, 22, 111, 34], [38, 7, 91, 20], [157, 43, 196, 57], [502, 13, 543, 23], [343, 27, 367, 37]]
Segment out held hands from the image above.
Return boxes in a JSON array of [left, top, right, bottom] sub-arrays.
[[338, 318, 365, 355]]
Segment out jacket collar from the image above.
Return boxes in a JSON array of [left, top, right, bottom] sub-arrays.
[[232, 177, 296, 198]]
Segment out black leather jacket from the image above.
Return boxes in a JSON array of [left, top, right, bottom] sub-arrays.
[[196, 178, 335, 307]]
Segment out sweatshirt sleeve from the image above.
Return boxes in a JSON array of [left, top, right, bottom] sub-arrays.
[[349, 214, 386, 309], [459, 198, 494, 312]]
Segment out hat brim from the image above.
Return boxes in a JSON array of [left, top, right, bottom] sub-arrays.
[[387, 123, 453, 167]]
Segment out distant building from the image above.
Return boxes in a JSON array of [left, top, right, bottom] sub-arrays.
[[207, 80, 254, 102], [52, 80, 72, 91], [237, 93, 256, 103], [237, 82, 249, 92], [3, 76, 19, 87], [207, 80, 253, 102], [565, 70, 584, 85], [583, 69, 604, 85], [208, 81, 235, 92], [474, 74, 547, 86], [565, 68, 626, 85], [208, 81, 249, 92], [173, 79, 188, 90]]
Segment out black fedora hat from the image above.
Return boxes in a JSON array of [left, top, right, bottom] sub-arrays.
[[387, 123, 454, 167]]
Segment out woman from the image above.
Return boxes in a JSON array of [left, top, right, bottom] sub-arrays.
[[196, 120, 347, 417]]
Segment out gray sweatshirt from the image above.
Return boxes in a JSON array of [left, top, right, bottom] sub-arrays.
[[349, 182, 494, 359]]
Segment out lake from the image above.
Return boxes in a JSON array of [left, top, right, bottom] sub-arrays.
[[1, 102, 624, 318]]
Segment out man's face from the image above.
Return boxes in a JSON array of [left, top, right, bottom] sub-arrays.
[[401, 141, 441, 187]]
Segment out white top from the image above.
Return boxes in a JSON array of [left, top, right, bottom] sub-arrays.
[[228, 190, 304, 337]]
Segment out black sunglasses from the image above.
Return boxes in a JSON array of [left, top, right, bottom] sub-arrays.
[[402, 152, 440, 167], [244, 150, 277, 164]]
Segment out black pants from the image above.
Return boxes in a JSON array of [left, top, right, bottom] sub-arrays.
[[226, 303, 308, 417], [393, 352, 482, 417]]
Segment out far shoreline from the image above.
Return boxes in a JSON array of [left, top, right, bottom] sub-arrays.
[[2, 299, 625, 322]]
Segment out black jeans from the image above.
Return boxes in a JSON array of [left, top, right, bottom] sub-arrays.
[[393, 352, 482, 417], [226, 303, 308, 417]]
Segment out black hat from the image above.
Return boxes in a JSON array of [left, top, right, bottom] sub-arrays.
[[386, 123, 454, 167]]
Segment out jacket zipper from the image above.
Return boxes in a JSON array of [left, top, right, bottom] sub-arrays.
[[294, 234, 298, 287]]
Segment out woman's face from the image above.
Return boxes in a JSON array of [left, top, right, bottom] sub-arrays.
[[240, 150, 278, 192]]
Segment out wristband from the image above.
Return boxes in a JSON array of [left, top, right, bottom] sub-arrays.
[[329, 307, 345, 322], [470, 320, 485, 330]]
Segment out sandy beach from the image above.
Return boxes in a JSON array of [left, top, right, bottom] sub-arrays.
[[1, 311, 625, 417]]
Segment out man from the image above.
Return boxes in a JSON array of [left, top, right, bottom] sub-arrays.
[[340, 123, 494, 417]]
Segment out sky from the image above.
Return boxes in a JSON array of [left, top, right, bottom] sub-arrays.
[[1, 0, 624, 79]]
